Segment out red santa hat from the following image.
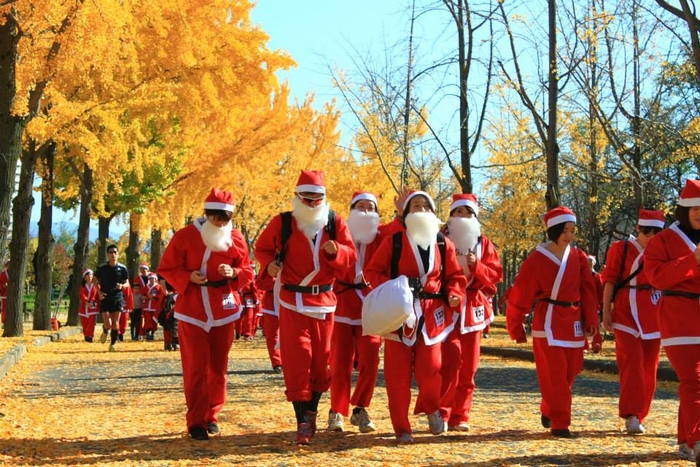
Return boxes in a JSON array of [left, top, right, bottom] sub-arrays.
[[450, 193, 479, 217], [204, 188, 235, 212], [587, 255, 597, 265], [351, 191, 378, 208], [402, 190, 436, 212], [147, 272, 158, 279], [82, 269, 93, 276], [678, 179, 700, 207], [139, 263, 149, 270], [295, 170, 326, 195], [637, 209, 665, 229], [544, 206, 577, 229]]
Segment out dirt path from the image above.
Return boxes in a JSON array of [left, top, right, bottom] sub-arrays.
[[0, 332, 688, 467]]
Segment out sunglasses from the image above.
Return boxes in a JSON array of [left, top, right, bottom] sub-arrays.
[[298, 194, 325, 206]]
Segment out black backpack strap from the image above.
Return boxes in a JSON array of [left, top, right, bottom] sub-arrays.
[[390, 231, 402, 279], [325, 210, 336, 240], [275, 211, 293, 264], [436, 232, 447, 298], [610, 239, 629, 302]]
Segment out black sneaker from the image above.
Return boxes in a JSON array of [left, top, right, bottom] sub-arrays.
[[273, 365, 283, 374], [189, 426, 209, 440], [118, 334, 124, 342], [551, 428, 571, 438], [207, 422, 220, 434], [541, 414, 551, 428]]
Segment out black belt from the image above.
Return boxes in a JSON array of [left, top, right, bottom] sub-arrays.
[[200, 280, 230, 287], [283, 284, 333, 295], [627, 284, 653, 290], [417, 291, 446, 300], [540, 298, 580, 307], [336, 280, 367, 290], [661, 290, 700, 299]]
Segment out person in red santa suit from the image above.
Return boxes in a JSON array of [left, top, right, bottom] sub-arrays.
[[0, 260, 9, 323], [644, 179, 700, 464], [119, 279, 133, 342], [601, 209, 664, 436], [238, 277, 259, 340], [327, 191, 387, 434], [439, 193, 503, 432], [158, 188, 254, 441], [141, 273, 164, 340], [506, 206, 598, 438], [256, 267, 282, 373], [254, 169, 357, 445], [364, 190, 466, 443], [131, 263, 149, 340], [584, 255, 604, 353], [78, 269, 100, 342]]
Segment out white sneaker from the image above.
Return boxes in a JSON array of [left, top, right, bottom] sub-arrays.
[[99, 331, 108, 344], [450, 422, 470, 432], [327, 411, 344, 432], [625, 415, 645, 434], [350, 407, 376, 433], [427, 410, 445, 435], [679, 443, 694, 461], [396, 432, 414, 443], [109, 344, 116, 352]]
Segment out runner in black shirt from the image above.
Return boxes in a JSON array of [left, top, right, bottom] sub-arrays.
[[95, 244, 130, 351]]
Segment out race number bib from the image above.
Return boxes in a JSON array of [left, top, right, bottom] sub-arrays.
[[574, 320, 583, 337], [650, 289, 661, 306], [222, 293, 237, 310], [434, 307, 445, 327], [472, 305, 485, 323]]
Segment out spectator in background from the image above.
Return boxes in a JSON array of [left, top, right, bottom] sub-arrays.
[[78, 269, 100, 342], [95, 244, 130, 352], [584, 255, 604, 354], [141, 273, 164, 341], [131, 263, 150, 340]]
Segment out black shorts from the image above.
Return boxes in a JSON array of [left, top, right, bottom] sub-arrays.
[[100, 296, 123, 313]]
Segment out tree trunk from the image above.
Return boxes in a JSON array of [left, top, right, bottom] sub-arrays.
[[456, 0, 473, 194], [545, 0, 560, 210], [0, 15, 25, 261], [67, 164, 93, 326], [33, 142, 56, 331], [97, 216, 114, 266], [151, 229, 163, 270], [3, 142, 41, 337], [125, 214, 141, 280]]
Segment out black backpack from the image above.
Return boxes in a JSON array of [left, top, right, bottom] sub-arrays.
[[275, 210, 337, 264], [390, 231, 448, 299]]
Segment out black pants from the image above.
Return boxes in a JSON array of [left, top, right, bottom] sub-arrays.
[[130, 309, 142, 338]]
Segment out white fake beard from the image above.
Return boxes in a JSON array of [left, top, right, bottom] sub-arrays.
[[346, 209, 380, 245], [448, 216, 481, 254], [200, 219, 233, 252], [405, 212, 442, 249], [291, 196, 330, 239]]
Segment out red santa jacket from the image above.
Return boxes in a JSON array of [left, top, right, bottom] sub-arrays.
[[364, 231, 467, 346], [0, 270, 7, 297], [335, 223, 395, 325], [143, 282, 165, 314], [79, 283, 100, 317], [158, 218, 254, 331], [453, 235, 503, 334], [506, 243, 598, 348], [644, 222, 700, 347], [254, 211, 356, 316], [602, 236, 660, 339]]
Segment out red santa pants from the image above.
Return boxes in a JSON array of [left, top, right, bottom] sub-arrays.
[[141, 311, 157, 334], [239, 307, 256, 337], [119, 311, 128, 335], [384, 336, 442, 437], [0, 297, 5, 323], [614, 330, 660, 421], [329, 321, 381, 416], [532, 337, 584, 430], [261, 313, 281, 368], [80, 314, 97, 338], [178, 320, 235, 430], [278, 307, 333, 402], [665, 345, 700, 447], [440, 328, 481, 426]]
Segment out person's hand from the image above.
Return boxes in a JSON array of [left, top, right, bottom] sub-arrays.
[[190, 270, 207, 285], [448, 295, 460, 308], [586, 325, 599, 339], [466, 252, 477, 267], [218, 264, 237, 279], [115, 283, 123, 290], [321, 240, 338, 255], [394, 186, 411, 215], [602, 305, 613, 332], [267, 262, 281, 277]]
